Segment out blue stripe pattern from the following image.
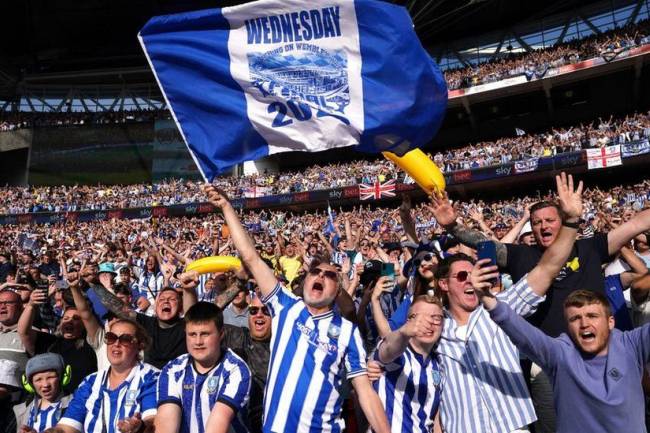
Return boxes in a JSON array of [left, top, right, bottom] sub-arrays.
[[373, 344, 442, 433], [157, 351, 251, 433], [262, 283, 367, 433], [437, 276, 541, 433], [59, 362, 159, 433]]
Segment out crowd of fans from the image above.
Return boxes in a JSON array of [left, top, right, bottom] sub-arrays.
[[0, 109, 170, 132], [0, 171, 649, 433], [2, 110, 649, 215], [2, 18, 649, 135], [444, 19, 650, 90]]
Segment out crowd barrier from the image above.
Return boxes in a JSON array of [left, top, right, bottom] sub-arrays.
[[1, 139, 648, 226]]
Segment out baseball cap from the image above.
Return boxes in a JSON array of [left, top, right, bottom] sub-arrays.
[[0, 359, 21, 389], [98, 262, 117, 275]]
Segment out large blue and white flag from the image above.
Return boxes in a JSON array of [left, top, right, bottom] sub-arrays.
[[139, 0, 447, 181]]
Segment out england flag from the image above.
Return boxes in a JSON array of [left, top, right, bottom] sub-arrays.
[[139, 0, 447, 181]]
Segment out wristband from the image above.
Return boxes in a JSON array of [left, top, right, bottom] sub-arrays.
[[562, 219, 581, 229]]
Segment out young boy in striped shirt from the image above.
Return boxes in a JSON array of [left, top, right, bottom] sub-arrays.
[[155, 302, 251, 433], [373, 295, 444, 433]]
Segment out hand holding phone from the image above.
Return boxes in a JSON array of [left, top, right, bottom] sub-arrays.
[[476, 241, 499, 286]]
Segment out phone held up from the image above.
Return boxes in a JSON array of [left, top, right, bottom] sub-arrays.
[[476, 241, 500, 287]]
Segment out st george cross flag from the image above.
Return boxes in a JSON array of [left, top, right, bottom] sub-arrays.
[[586, 145, 622, 170], [359, 179, 396, 200], [139, 0, 447, 181]]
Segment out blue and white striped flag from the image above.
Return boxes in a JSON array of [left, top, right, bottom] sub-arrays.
[[139, 0, 447, 181]]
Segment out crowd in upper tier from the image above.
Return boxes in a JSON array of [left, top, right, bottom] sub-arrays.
[[1, 110, 649, 215]]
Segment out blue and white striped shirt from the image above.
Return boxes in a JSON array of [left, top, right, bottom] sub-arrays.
[[59, 362, 159, 433], [373, 344, 442, 433], [262, 283, 367, 433], [437, 275, 541, 433], [195, 273, 218, 303], [157, 351, 251, 433], [22, 396, 70, 432]]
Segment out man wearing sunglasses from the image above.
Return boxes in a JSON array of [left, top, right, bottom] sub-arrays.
[[377, 173, 584, 433], [202, 184, 391, 433], [222, 294, 272, 433]]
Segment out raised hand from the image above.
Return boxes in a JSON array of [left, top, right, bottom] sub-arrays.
[[470, 259, 501, 295], [555, 172, 584, 221], [401, 311, 437, 338], [428, 190, 457, 227], [177, 270, 200, 291], [29, 288, 48, 306], [469, 259, 499, 309], [201, 184, 230, 210]]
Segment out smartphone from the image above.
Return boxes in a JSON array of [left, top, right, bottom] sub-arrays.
[[380, 262, 395, 289], [477, 241, 499, 286], [55, 280, 70, 290]]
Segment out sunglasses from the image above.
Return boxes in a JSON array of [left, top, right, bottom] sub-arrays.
[[449, 271, 470, 282], [308, 267, 338, 281], [414, 253, 435, 268], [249, 306, 271, 316], [104, 332, 137, 346]]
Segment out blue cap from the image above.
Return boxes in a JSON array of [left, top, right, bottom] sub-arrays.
[[98, 262, 117, 275]]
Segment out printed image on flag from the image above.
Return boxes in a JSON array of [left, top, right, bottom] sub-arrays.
[[359, 179, 396, 200], [621, 139, 650, 158], [587, 145, 622, 170], [139, 0, 447, 181]]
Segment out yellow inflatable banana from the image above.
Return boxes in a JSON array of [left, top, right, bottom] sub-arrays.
[[383, 148, 445, 194], [186, 256, 242, 274]]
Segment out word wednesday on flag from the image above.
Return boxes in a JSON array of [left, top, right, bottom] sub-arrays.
[[245, 7, 342, 44], [139, 0, 447, 181]]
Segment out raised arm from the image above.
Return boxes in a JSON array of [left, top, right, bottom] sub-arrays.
[[398, 195, 418, 244], [499, 206, 531, 244], [483, 298, 562, 372], [68, 272, 101, 342], [17, 289, 46, 355], [428, 190, 508, 267], [607, 208, 650, 256], [370, 277, 394, 340], [202, 185, 277, 297], [525, 173, 583, 295], [377, 309, 435, 364]]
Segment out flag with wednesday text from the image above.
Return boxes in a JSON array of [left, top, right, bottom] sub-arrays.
[[139, 0, 447, 181]]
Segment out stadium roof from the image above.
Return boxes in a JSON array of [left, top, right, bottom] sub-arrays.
[[0, 0, 630, 96]]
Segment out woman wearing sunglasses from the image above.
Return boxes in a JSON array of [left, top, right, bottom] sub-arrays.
[[373, 245, 439, 339], [44, 319, 159, 433]]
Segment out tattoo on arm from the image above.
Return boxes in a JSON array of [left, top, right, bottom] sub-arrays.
[[450, 224, 508, 267], [216, 280, 246, 310], [91, 283, 136, 320]]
